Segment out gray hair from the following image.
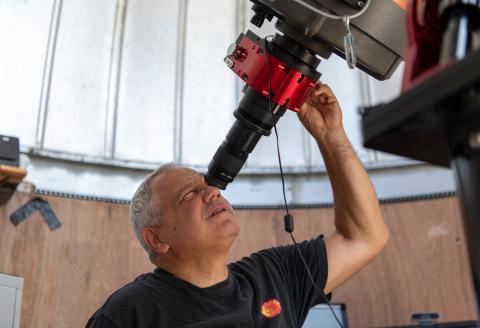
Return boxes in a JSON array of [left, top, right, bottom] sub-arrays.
[[130, 163, 177, 260]]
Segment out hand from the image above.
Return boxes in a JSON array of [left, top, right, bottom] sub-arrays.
[[297, 83, 343, 139]]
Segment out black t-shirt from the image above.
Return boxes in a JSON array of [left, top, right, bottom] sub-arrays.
[[86, 235, 328, 328]]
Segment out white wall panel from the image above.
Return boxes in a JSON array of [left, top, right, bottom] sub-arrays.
[[1, 0, 454, 205], [181, 0, 237, 165], [115, 0, 179, 163], [43, 0, 116, 156], [22, 155, 456, 206], [0, 0, 53, 145], [368, 62, 404, 105]]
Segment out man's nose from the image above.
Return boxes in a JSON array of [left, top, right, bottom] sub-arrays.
[[203, 185, 220, 202]]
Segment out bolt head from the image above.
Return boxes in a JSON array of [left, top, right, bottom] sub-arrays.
[[223, 56, 234, 68], [227, 43, 236, 56]]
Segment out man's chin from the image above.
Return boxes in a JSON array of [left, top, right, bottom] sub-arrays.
[[224, 224, 241, 251], [220, 219, 240, 239]]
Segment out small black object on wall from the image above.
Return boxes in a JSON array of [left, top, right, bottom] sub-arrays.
[[10, 197, 61, 231], [0, 135, 20, 167], [0, 135, 26, 205]]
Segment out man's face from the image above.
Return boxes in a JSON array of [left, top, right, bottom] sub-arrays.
[[150, 167, 240, 258]]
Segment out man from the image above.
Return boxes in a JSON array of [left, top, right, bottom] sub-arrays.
[[86, 84, 389, 327]]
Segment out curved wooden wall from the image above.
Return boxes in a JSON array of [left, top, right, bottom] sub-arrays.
[[0, 193, 477, 327]]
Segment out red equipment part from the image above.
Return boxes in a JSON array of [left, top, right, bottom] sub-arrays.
[[402, 0, 448, 91], [226, 32, 317, 112]]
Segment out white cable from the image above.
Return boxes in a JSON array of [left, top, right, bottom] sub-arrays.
[[289, 0, 371, 20]]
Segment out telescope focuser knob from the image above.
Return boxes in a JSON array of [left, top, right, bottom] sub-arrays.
[[250, 4, 274, 28]]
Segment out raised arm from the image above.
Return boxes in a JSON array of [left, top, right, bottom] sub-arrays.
[[298, 84, 389, 294]]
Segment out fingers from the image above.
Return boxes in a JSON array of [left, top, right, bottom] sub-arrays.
[[308, 94, 336, 105], [313, 83, 333, 96], [299, 83, 337, 114], [309, 83, 337, 104]]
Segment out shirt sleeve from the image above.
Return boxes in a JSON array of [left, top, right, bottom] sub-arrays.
[[85, 313, 120, 328], [254, 235, 329, 324]]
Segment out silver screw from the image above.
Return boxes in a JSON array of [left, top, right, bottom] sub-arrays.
[[357, 1, 365, 8], [227, 43, 236, 56], [224, 57, 234, 68]]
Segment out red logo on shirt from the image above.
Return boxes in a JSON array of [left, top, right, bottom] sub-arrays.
[[261, 298, 282, 318]]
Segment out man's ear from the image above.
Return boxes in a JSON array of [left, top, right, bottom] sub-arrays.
[[142, 227, 170, 255]]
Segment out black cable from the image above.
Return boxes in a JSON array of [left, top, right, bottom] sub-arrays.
[[263, 38, 290, 216], [289, 232, 344, 328], [264, 37, 345, 328]]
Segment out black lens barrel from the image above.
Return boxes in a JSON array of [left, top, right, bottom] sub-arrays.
[[205, 87, 287, 189]]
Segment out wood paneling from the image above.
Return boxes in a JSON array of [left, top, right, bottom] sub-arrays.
[[0, 194, 154, 328], [0, 193, 477, 327], [331, 198, 477, 327]]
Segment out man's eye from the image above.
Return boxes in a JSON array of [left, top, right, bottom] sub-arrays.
[[183, 189, 196, 201]]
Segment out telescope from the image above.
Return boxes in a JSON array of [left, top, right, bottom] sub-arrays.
[[205, 0, 407, 190]]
